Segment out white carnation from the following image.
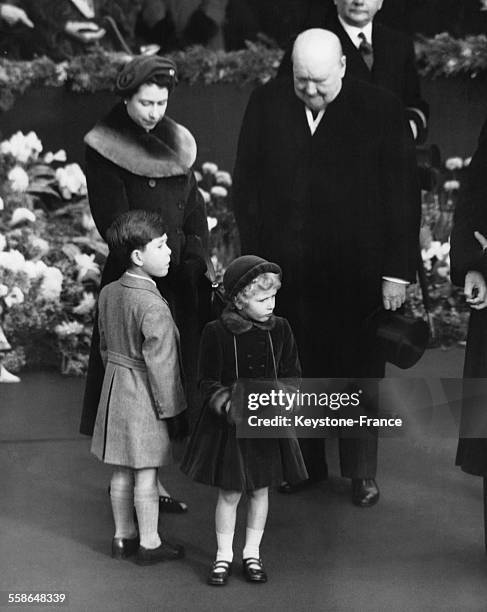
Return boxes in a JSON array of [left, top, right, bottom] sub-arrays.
[[55, 321, 85, 337], [8, 166, 29, 192], [39, 266, 63, 301], [73, 292, 96, 315], [0, 249, 26, 273], [9, 207, 36, 226]]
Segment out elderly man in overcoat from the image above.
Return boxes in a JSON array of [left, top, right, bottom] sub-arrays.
[[233, 29, 418, 506]]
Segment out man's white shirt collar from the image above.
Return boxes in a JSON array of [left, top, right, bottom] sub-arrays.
[[338, 15, 373, 48], [305, 107, 325, 135]]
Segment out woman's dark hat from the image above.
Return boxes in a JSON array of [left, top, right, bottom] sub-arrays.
[[223, 255, 282, 299], [116, 55, 178, 95]]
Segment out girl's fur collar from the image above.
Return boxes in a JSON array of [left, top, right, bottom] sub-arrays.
[[221, 305, 276, 335], [84, 103, 197, 177]]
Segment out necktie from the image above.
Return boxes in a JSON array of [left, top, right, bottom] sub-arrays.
[[358, 32, 374, 71]]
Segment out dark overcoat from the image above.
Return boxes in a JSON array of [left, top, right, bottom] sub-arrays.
[[180, 309, 308, 491], [451, 118, 487, 476], [91, 273, 186, 468], [233, 76, 416, 379], [80, 102, 208, 436]]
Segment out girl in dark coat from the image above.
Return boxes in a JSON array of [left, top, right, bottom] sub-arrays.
[[81, 55, 208, 512], [181, 255, 307, 586]]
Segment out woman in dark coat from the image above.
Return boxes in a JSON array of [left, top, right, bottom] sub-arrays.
[[81, 55, 208, 510], [451, 118, 487, 477]]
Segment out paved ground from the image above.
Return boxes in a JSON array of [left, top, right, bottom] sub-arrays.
[[2, 347, 487, 612]]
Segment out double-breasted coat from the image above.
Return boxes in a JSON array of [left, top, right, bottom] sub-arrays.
[[91, 273, 186, 468], [180, 308, 308, 491], [451, 118, 487, 476], [80, 102, 208, 436]]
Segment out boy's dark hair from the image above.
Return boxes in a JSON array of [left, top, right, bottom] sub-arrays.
[[105, 210, 167, 270]]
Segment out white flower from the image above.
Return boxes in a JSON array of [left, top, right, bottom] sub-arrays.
[[210, 185, 228, 198], [8, 166, 29, 192], [464, 157, 472, 167], [9, 207, 36, 227], [73, 292, 96, 315], [0, 284, 8, 298], [29, 236, 50, 257], [443, 180, 460, 191], [0, 131, 42, 163], [74, 253, 100, 280], [202, 162, 218, 175], [194, 170, 203, 183], [44, 149, 67, 164], [422, 240, 450, 263], [24, 259, 47, 279], [445, 157, 463, 170], [198, 188, 211, 204], [80, 212, 96, 232], [56, 164, 87, 199], [215, 170, 232, 187], [0, 234, 6, 252], [4, 286, 24, 308], [0, 249, 26, 272], [207, 216, 218, 231], [54, 321, 85, 337], [0, 196, 4, 211], [39, 266, 63, 301]]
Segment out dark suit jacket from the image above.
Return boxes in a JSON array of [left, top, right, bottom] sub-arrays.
[[233, 76, 417, 376]]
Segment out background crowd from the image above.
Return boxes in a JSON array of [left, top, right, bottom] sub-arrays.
[[2, 0, 487, 61]]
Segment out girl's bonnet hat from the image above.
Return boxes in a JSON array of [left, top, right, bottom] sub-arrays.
[[116, 55, 178, 95], [223, 255, 282, 299]]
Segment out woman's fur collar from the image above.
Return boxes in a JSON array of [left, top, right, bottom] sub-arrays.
[[84, 102, 197, 177], [221, 305, 276, 335]]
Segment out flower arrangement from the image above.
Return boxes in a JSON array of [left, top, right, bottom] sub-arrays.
[[2, 34, 487, 112], [0, 131, 105, 375], [0, 130, 237, 375], [415, 33, 487, 78], [197, 162, 239, 280], [405, 156, 471, 346]]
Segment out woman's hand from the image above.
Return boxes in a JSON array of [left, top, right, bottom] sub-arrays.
[[65, 21, 105, 43], [465, 271, 487, 310]]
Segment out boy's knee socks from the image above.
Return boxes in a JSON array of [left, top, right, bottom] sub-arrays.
[[110, 479, 136, 539], [134, 484, 161, 549]]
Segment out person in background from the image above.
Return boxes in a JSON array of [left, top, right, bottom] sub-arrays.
[[451, 118, 487, 481], [18, 0, 142, 60], [137, 0, 228, 52]]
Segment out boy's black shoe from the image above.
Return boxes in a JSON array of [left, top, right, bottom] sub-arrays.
[[111, 536, 139, 559], [135, 540, 185, 565]]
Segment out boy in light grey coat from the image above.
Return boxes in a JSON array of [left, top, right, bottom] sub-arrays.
[[90, 209, 187, 566]]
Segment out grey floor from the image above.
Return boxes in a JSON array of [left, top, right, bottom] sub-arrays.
[[1, 347, 487, 612]]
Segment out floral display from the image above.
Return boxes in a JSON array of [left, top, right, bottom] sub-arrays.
[[405, 156, 471, 346], [0, 131, 237, 375], [2, 35, 487, 112]]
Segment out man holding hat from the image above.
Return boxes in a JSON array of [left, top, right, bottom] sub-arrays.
[[233, 29, 418, 507]]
